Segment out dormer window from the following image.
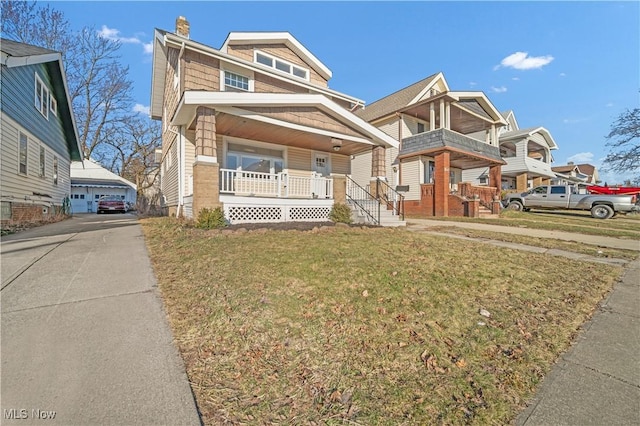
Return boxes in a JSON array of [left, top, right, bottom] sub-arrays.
[[254, 50, 309, 80]]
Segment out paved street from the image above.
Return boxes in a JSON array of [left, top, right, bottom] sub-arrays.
[[1, 214, 201, 425]]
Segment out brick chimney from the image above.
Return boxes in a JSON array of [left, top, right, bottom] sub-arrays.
[[176, 16, 190, 39]]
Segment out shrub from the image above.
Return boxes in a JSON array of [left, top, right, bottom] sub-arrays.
[[329, 202, 352, 224], [195, 207, 228, 229]]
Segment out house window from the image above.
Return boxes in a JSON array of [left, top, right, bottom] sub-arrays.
[[254, 50, 309, 80], [226, 142, 283, 174], [423, 160, 435, 184], [479, 176, 488, 185], [417, 123, 425, 134], [39, 146, 46, 177], [50, 96, 57, 117], [53, 156, 58, 185], [224, 71, 249, 91], [34, 73, 49, 119], [19, 132, 28, 174]]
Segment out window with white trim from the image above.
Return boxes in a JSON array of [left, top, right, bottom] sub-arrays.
[[34, 73, 49, 119], [226, 142, 283, 174], [19, 132, 28, 174], [254, 50, 309, 80], [50, 96, 57, 117], [53, 156, 58, 185], [224, 71, 249, 91], [39, 146, 46, 177]]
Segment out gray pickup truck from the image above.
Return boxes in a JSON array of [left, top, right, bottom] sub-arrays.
[[502, 185, 638, 219]]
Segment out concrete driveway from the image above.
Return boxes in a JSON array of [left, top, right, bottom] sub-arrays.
[[1, 214, 201, 425]]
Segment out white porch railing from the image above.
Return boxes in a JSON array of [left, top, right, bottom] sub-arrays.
[[219, 169, 333, 199]]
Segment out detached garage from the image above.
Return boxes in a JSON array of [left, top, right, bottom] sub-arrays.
[[70, 159, 137, 213]]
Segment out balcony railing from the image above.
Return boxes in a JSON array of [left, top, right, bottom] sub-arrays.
[[220, 169, 333, 199]]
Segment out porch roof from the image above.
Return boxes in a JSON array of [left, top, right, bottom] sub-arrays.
[[399, 128, 505, 169], [499, 126, 558, 150], [172, 91, 399, 151]]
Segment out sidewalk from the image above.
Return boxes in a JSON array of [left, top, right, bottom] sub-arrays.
[[406, 219, 640, 425], [1, 215, 201, 425]]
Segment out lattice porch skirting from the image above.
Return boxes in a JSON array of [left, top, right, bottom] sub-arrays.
[[220, 196, 333, 224]]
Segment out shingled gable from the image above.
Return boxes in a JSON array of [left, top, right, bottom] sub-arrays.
[[219, 32, 332, 81], [355, 73, 443, 123]]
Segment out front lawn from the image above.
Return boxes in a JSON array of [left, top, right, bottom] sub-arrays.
[[142, 218, 623, 425]]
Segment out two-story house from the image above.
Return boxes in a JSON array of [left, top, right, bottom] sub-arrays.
[[150, 17, 398, 224], [352, 72, 507, 217], [462, 110, 558, 191], [0, 39, 82, 226]]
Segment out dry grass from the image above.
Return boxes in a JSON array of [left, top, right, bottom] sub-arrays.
[[423, 226, 639, 261], [142, 218, 623, 425], [412, 210, 640, 239]]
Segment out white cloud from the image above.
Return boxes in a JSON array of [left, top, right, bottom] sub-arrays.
[[511, 77, 520, 81], [559, 72, 566, 77], [469, 81, 477, 87], [491, 86, 507, 93], [494, 51, 554, 70], [567, 152, 594, 163], [605, 102, 614, 107], [98, 25, 152, 55], [133, 103, 150, 115]]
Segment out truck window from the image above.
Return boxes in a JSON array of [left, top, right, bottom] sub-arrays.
[[532, 186, 547, 194], [550, 186, 567, 194]]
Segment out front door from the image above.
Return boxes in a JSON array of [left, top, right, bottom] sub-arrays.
[[313, 153, 330, 177]]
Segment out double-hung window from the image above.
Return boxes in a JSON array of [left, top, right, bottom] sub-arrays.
[[34, 73, 49, 119], [39, 146, 46, 177], [226, 143, 283, 175], [224, 71, 249, 91], [19, 132, 28, 174]]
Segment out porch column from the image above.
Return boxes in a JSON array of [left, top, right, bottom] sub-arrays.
[[532, 176, 543, 187], [516, 173, 528, 192], [192, 106, 220, 215], [490, 124, 496, 146], [332, 175, 346, 204], [439, 99, 445, 129], [444, 101, 451, 129], [371, 146, 387, 198], [434, 151, 450, 217], [430, 102, 436, 130], [489, 165, 502, 190]]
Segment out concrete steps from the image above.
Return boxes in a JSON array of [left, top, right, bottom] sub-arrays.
[[348, 201, 406, 227]]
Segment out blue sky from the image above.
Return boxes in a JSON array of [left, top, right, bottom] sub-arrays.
[[49, 1, 639, 183]]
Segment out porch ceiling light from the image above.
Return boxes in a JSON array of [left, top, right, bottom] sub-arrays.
[[331, 138, 342, 152]]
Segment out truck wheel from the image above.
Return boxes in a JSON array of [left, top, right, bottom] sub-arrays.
[[507, 201, 524, 211], [591, 204, 614, 219]]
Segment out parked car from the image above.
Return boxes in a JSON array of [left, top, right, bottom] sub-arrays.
[[97, 196, 127, 214], [502, 185, 638, 219]]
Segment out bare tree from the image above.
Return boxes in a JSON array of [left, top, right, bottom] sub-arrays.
[[604, 108, 640, 184]]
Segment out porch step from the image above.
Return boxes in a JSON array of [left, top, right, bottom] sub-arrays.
[[348, 201, 406, 227], [478, 205, 499, 219]]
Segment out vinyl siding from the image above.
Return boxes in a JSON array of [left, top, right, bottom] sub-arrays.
[[461, 167, 486, 184], [331, 153, 350, 175], [0, 62, 71, 159], [288, 146, 311, 171], [184, 130, 196, 195], [400, 157, 421, 200], [1, 113, 71, 205], [162, 140, 179, 207], [350, 151, 372, 188]]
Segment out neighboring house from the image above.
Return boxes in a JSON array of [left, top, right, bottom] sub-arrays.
[[551, 162, 599, 191], [70, 159, 137, 213], [151, 17, 398, 224], [353, 72, 507, 217], [0, 38, 82, 226], [463, 110, 558, 191]]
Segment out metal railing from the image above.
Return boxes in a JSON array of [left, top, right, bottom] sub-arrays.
[[220, 169, 333, 199], [346, 176, 380, 225], [374, 178, 405, 220]]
